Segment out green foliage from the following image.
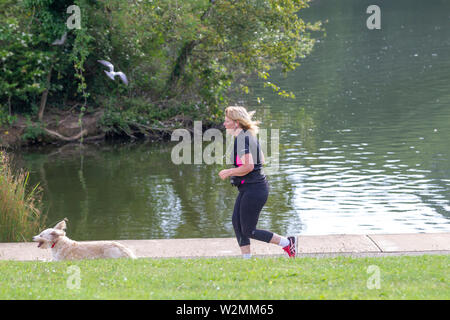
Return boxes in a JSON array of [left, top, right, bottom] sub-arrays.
[[181, 0, 323, 102], [1, 0, 322, 136], [0, 18, 52, 113], [70, 0, 94, 143], [21, 118, 46, 141], [92, 0, 321, 130], [0, 105, 17, 126], [99, 96, 218, 136]]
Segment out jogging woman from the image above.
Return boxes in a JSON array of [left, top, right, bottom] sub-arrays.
[[218, 106, 297, 259]]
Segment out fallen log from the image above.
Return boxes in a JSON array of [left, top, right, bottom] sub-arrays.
[[43, 128, 88, 142]]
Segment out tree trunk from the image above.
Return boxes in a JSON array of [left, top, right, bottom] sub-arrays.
[[165, 0, 215, 93], [166, 40, 198, 92], [7, 95, 11, 116], [38, 65, 53, 122]]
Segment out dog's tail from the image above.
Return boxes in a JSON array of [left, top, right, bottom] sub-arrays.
[[126, 248, 137, 259], [116, 242, 137, 259], [124, 247, 137, 259]]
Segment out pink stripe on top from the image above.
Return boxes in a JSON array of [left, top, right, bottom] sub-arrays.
[[236, 154, 243, 166]]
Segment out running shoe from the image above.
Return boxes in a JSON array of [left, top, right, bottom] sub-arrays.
[[282, 236, 297, 258]]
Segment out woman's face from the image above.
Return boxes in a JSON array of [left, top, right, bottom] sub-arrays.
[[223, 116, 237, 130], [223, 116, 240, 136]]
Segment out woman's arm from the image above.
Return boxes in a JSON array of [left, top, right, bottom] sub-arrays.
[[229, 152, 254, 176], [218, 153, 254, 180]]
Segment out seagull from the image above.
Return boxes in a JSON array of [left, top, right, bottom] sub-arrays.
[[97, 60, 128, 85], [52, 32, 67, 46]]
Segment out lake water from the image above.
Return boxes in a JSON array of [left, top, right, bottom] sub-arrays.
[[15, 0, 450, 240]]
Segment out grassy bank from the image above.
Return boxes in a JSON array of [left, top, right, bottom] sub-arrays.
[[0, 255, 448, 299]]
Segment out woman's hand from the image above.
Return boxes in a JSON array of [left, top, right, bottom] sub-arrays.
[[218, 169, 233, 180]]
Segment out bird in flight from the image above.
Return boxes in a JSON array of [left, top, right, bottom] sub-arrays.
[[97, 60, 128, 85]]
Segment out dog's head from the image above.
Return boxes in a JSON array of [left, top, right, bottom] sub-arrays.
[[32, 219, 67, 249]]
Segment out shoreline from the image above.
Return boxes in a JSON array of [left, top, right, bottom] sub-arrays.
[[0, 107, 222, 150]]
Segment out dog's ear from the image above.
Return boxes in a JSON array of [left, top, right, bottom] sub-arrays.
[[54, 218, 67, 231], [50, 230, 65, 238]]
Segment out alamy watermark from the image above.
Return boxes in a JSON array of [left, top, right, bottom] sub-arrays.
[[366, 265, 381, 289], [66, 5, 81, 30], [66, 265, 81, 290], [171, 121, 280, 174], [366, 5, 381, 30]]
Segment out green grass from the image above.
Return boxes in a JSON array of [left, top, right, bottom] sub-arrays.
[[0, 255, 448, 300]]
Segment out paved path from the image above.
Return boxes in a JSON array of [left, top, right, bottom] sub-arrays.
[[0, 233, 449, 261]]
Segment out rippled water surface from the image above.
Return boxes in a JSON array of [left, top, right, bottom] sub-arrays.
[[16, 0, 450, 239]]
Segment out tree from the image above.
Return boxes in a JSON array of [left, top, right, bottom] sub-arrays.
[[103, 0, 322, 125], [0, 9, 52, 123], [164, 0, 322, 103], [1, 0, 322, 140]]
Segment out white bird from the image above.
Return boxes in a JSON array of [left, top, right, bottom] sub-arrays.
[[97, 60, 128, 85], [52, 32, 67, 46]]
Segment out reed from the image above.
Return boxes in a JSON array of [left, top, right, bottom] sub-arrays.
[[0, 151, 46, 242]]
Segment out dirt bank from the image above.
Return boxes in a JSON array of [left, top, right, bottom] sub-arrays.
[[0, 107, 206, 149], [0, 108, 105, 149]]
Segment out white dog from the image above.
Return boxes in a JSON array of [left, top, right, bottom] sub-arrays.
[[33, 219, 136, 261]]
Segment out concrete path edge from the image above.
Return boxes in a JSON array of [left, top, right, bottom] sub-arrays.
[[0, 233, 449, 261]]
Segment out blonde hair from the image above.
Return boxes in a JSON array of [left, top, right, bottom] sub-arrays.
[[225, 106, 260, 136]]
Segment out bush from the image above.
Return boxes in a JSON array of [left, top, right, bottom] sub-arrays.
[[0, 151, 46, 242]]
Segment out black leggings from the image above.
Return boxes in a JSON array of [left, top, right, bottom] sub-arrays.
[[232, 181, 273, 247]]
